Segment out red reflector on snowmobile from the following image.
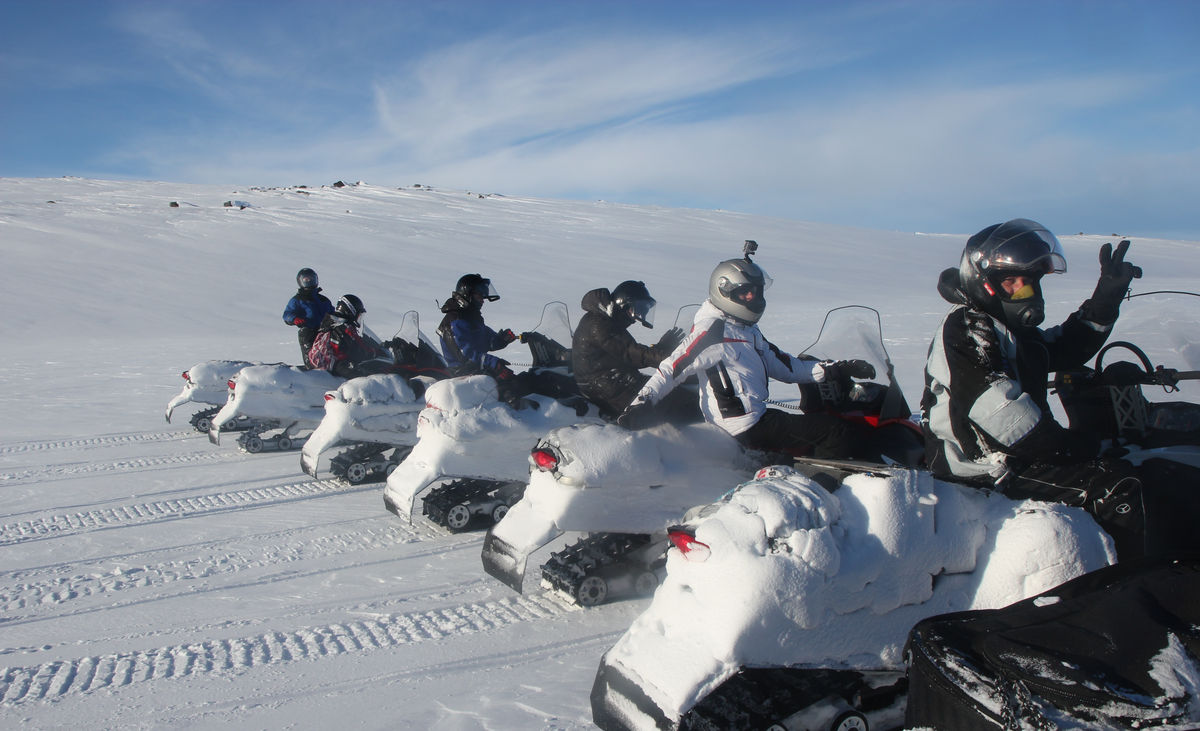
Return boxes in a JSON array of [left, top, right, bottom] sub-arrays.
[[530, 448, 559, 472], [227, 379, 236, 390], [181, 371, 191, 382], [324, 393, 335, 401], [668, 530, 710, 562]]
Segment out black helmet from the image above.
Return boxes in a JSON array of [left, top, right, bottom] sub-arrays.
[[454, 274, 499, 306], [297, 267, 319, 290], [611, 280, 656, 328], [958, 218, 1067, 329], [709, 252, 772, 324], [335, 294, 366, 324]]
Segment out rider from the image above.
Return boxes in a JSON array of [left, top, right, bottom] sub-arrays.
[[921, 218, 1155, 557], [572, 280, 688, 419], [309, 294, 388, 379], [618, 244, 876, 460], [437, 274, 519, 377], [283, 267, 334, 368]]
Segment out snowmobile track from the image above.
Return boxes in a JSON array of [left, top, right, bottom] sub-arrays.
[[0, 431, 195, 455], [0, 449, 243, 484], [0, 479, 371, 546], [0, 519, 467, 616], [0, 593, 569, 704]]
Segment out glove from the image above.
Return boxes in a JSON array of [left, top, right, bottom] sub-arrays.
[[965, 309, 1003, 370], [499, 328, 518, 345], [292, 317, 305, 326], [1084, 239, 1142, 325], [617, 401, 657, 430], [818, 359, 875, 383], [655, 327, 685, 354]]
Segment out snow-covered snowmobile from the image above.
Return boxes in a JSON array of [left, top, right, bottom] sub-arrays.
[[208, 319, 439, 454], [299, 312, 449, 484], [589, 463, 1117, 731], [382, 302, 598, 532], [482, 306, 925, 608], [591, 300, 1200, 730], [208, 363, 343, 452], [165, 359, 264, 433]]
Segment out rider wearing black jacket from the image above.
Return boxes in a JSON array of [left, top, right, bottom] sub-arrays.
[[572, 281, 686, 420], [921, 219, 1160, 558]]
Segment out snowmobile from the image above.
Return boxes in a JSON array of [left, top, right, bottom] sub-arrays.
[[208, 363, 343, 453], [209, 319, 439, 454], [482, 305, 926, 608], [592, 298, 1200, 730], [165, 359, 265, 433], [382, 301, 598, 532], [588, 463, 1117, 731], [299, 312, 449, 484]]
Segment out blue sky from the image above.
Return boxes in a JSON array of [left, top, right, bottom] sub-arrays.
[[2, 0, 1197, 238]]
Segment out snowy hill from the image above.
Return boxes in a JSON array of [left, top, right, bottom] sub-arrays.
[[0, 177, 1196, 728]]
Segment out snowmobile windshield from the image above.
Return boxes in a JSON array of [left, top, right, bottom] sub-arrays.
[[392, 310, 441, 355], [774, 305, 909, 418], [527, 301, 573, 349]]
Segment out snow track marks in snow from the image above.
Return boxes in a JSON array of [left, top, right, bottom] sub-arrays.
[[0, 480, 373, 546], [0, 594, 570, 704]]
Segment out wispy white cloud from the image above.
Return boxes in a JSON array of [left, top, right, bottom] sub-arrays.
[[69, 2, 1198, 238], [369, 27, 858, 162]]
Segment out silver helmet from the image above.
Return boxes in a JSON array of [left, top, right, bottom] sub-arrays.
[[708, 243, 772, 323]]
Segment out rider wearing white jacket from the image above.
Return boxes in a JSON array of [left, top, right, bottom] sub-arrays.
[[620, 247, 875, 459]]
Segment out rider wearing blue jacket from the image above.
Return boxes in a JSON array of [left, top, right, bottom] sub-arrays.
[[283, 268, 334, 368], [437, 274, 518, 376]]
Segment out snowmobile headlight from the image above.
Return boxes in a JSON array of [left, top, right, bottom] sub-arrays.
[[668, 528, 711, 562]]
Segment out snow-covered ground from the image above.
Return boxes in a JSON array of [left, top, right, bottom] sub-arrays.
[[1, 178, 1197, 729]]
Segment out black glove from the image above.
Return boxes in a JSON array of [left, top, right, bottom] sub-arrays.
[[1084, 239, 1142, 325], [655, 327, 685, 354], [617, 401, 657, 430], [964, 309, 1003, 370], [820, 359, 875, 383], [498, 328, 518, 345]]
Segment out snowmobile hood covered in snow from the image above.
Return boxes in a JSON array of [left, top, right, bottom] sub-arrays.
[[590, 464, 1115, 730]]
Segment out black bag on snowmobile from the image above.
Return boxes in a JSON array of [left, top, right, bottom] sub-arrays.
[[904, 556, 1200, 730]]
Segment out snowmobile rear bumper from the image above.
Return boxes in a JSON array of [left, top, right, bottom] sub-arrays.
[[480, 531, 529, 593], [590, 654, 676, 731]]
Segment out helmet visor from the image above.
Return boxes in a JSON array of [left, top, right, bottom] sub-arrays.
[[474, 280, 500, 302], [980, 227, 1067, 276], [627, 297, 656, 328]]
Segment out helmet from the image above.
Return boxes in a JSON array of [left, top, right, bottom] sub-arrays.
[[297, 268, 318, 290], [958, 218, 1067, 329], [454, 274, 499, 306], [611, 280, 656, 328], [708, 256, 772, 324], [334, 294, 366, 324]]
